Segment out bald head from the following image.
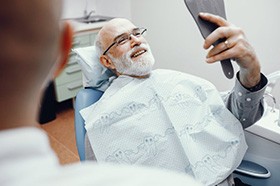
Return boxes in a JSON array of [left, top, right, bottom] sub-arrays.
[[96, 18, 136, 53], [0, 0, 72, 129], [0, 0, 62, 84]]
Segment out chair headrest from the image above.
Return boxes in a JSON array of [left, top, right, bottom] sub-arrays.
[[73, 46, 116, 91]]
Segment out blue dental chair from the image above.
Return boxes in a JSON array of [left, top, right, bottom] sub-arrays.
[[73, 45, 112, 161], [74, 87, 103, 161]]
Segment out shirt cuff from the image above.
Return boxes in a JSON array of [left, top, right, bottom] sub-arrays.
[[238, 72, 268, 92], [234, 72, 267, 108]]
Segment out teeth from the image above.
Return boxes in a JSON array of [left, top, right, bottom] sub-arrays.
[[132, 50, 145, 58]]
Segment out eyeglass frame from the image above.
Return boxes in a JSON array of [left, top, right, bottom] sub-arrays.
[[102, 27, 147, 55]]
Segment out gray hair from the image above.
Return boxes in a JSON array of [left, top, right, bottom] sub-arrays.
[[94, 32, 103, 58]]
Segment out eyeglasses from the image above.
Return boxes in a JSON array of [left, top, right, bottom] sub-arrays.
[[103, 27, 147, 55]]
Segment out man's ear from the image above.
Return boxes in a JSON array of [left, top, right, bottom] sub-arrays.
[[100, 55, 116, 70], [54, 21, 73, 77]]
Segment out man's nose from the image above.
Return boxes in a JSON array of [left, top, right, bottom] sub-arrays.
[[130, 34, 141, 47]]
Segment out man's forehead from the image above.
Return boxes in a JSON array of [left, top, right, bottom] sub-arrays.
[[102, 18, 137, 39]]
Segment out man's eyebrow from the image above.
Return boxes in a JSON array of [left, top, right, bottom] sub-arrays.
[[113, 27, 139, 41]]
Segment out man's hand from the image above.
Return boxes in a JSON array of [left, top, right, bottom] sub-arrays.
[[199, 12, 261, 88]]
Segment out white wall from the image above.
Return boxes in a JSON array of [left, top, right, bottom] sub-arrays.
[[95, 0, 131, 19], [131, 0, 280, 96], [62, 0, 131, 19], [62, 0, 95, 19], [62, 0, 280, 104], [226, 1, 280, 105]]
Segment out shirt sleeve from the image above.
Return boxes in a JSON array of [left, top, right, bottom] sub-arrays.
[[224, 72, 268, 128]]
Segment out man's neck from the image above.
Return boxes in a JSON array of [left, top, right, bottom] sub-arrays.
[[0, 98, 39, 130]]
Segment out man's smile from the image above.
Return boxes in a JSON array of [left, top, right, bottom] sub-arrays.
[[131, 49, 147, 59]]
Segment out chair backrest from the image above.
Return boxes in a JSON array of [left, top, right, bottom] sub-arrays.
[[74, 87, 103, 161]]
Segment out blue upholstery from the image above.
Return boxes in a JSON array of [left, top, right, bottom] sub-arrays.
[[74, 88, 103, 161]]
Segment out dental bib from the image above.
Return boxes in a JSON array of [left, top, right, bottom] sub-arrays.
[[81, 69, 247, 186]]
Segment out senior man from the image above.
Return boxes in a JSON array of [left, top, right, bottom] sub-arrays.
[[0, 0, 205, 186], [80, 15, 267, 186]]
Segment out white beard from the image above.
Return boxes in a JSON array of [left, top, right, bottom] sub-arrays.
[[108, 43, 155, 77]]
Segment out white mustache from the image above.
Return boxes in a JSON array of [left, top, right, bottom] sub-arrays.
[[127, 44, 149, 58]]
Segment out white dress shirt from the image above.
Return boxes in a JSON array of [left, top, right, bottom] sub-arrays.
[[0, 127, 201, 186]]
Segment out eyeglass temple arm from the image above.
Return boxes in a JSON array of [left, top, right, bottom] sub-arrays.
[[103, 42, 117, 55]]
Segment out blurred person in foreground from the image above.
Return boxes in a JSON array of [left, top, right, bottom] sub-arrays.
[[0, 0, 202, 186]]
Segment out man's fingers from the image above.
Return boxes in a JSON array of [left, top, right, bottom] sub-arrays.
[[206, 48, 237, 64], [206, 42, 227, 58], [199, 12, 230, 27], [203, 27, 232, 49], [206, 37, 237, 58]]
